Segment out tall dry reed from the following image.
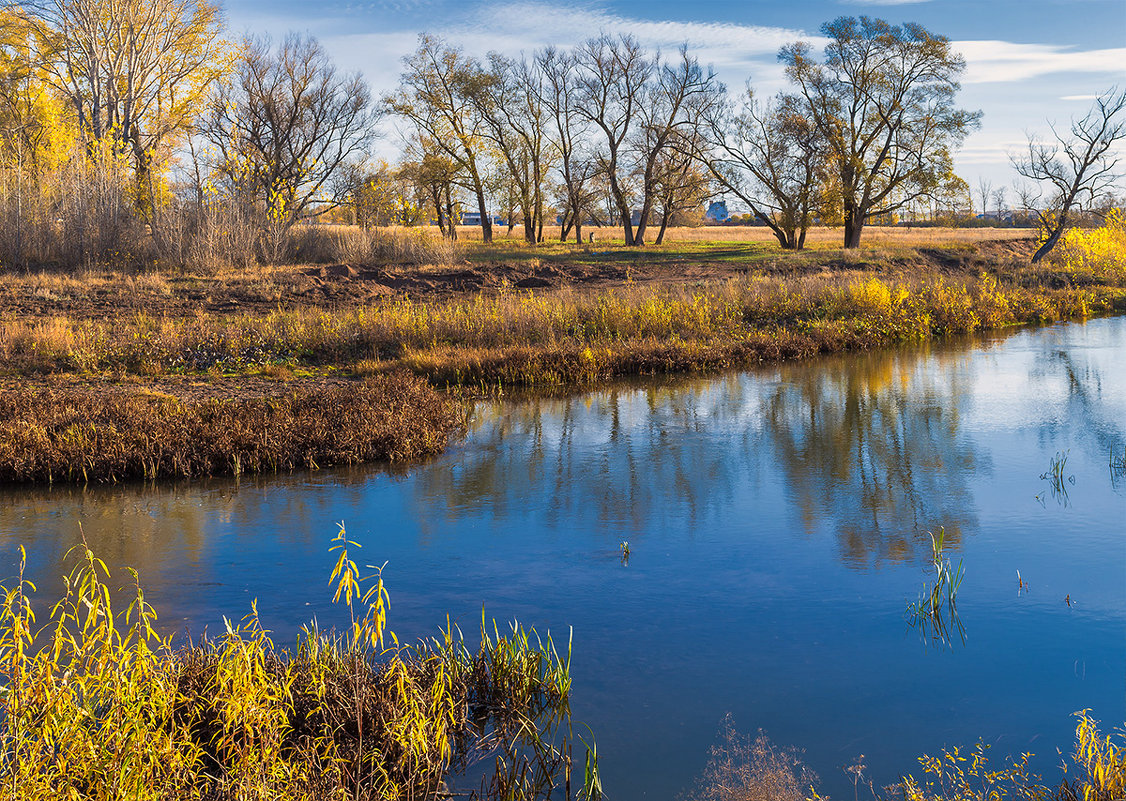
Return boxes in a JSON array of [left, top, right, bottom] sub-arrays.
[[0, 374, 464, 483]]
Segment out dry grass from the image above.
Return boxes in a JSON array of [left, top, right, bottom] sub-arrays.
[[685, 714, 1126, 801], [683, 715, 817, 801], [289, 224, 465, 266], [0, 373, 464, 483], [1, 261, 1120, 388], [451, 224, 1034, 247]]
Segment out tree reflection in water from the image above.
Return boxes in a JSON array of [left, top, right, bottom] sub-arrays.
[[417, 341, 985, 569], [765, 345, 981, 568]]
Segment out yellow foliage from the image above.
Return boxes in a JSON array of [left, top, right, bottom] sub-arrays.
[[1054, 209, 1126, 279]]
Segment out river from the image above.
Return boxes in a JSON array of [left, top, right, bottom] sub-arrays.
[[2, 316, 1123, 799]]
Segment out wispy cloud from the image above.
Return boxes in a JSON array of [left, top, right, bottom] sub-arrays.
[[1060, 94, 1098, 101], [955, 40, 1126, 84], [324, 2, 817, 99], [840, 0, 932, 5]]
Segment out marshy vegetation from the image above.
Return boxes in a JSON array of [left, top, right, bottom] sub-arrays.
[[4, 241, 1124, 388], [0, 526, 601, 800], [0, 373, 463, 483], [686, 713, 1126, 801]]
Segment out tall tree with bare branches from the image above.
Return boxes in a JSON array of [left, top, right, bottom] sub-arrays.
[[203, 34, 379, 253], [473, 53, 552, 244], [1013, 87, 1126, 262], [537, 45, 598, 243], [630, 46, 722, 246], [574, 33, 652, 246], [389, 34, 495, 242], [699, 87, 828, 250]]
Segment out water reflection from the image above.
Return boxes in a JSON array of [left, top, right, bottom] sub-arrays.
[[417, 341, 984, 568], [2, 321, 1122, 595], [765, 346, 980, 567]]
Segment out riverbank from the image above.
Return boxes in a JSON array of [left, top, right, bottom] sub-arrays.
[[0, 373, 464, 483], [2, 228, 1124, 482]]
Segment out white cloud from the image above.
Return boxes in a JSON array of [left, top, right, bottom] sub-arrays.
[[1060, 94, 1099, 101], [954, 40, 1126, 84], [326, 2, 813, 86]]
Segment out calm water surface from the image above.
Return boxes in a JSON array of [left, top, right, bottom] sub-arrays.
[[2, 317, 1124, 798]]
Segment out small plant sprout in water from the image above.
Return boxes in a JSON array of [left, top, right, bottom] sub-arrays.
[[1111, 445, 1126, 471], [1039, 449, 1076, 506], [619, 541, 630, 565], [1111, 446, 1126, 489], [905, 527, 966, 647]]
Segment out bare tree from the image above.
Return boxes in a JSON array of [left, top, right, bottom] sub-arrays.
[[537, 45, 599, 243], [388, 34, 495, 242], [651, 131, 710, 244], [203, 34, 379, 252], [781, 16, 981, 247], [1012, 87, 1126, 262], [400, 139, 462, 238], [699, 87, 828, 249], [976, 176, 993, 217], [991, 186, 1007, 220], [630, 46, 722, 245], [474, 53, 552, 244], [575, 33, 652, 246]]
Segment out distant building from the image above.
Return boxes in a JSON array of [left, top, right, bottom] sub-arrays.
[[705, 201, 729, 223], [459, 212, 506, 226]]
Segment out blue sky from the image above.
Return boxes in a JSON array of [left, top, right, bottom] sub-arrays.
[[227, 0, 1126, 192]]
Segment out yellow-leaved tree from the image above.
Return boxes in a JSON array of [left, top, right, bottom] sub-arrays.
[[26, 0, 233, 217]]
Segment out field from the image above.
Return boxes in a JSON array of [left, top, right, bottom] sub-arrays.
[[0, 225, 1037, 317], [2, 224, 1124, 482], [453, 223, 1035, 245]]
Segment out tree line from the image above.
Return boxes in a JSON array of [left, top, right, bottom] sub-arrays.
[[384, 18, 986, 250], [0, 0, 1121, 269]]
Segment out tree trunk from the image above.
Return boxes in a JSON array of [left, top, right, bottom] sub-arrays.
[[607, 171, 634, 246], [633, 200, 654, 246], [843, 203, 864, 248], [1031, 220, 1066, 263], [523, 210, 535, 243], [654, 208, 671, 245], [444, 185, 457, 241], [473, 181, 492, 243], [432, 186, 446, 236]]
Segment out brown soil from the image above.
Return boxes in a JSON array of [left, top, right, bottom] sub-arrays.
[[0, 236, 1038, 320]]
